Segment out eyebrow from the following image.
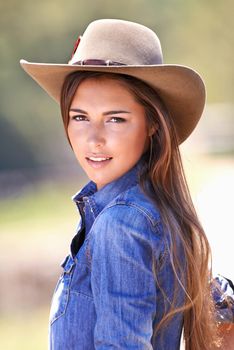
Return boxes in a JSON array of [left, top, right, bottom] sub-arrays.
[[69, 108, 131, 116]]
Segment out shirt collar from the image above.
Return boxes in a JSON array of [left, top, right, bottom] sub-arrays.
[[72, 159, 143, 217]]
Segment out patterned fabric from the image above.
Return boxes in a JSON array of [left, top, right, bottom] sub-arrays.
[[212, 275, 234, 323]]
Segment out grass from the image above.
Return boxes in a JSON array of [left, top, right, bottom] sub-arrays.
[[0, 179, 85, 237]]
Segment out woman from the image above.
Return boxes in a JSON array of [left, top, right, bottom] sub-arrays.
[[20, 19, 225, 349]]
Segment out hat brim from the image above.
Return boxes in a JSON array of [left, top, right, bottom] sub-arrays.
[[20, 59, 206, 144]]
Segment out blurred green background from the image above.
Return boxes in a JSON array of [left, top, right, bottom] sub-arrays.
[[0, 0, 233, 349]]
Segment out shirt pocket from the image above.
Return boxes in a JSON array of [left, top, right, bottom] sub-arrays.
[[49, 255, 75, 325]]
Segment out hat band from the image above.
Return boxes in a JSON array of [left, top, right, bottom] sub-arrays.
[[72, 59, 126, 66]]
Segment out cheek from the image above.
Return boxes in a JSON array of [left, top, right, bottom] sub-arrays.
[[67, 124, 74, 142], [68, 124, 80, 144], [125, 124, 149, 154], [67, 127, 83, 155]]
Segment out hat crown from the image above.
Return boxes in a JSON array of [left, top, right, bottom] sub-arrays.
[[69, 19, 163, 66]]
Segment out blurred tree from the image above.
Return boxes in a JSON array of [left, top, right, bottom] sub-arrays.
[[0, 115, 38, 171]]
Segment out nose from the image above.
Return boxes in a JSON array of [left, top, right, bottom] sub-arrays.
[[87, 124, 106, 148]]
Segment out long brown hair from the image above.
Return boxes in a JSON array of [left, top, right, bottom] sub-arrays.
[[60, 71, 220, 349]]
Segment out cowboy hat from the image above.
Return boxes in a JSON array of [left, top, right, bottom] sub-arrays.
[[20, 18, 206, 144]]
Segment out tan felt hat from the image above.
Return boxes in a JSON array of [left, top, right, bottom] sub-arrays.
[[20, 18, 206, 144]]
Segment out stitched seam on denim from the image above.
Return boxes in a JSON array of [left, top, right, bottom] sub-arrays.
[[70, 289, 94, 301], [158, 242, 169, 271], [73, 238, 92, 268], [150, 233, 167, 272], [113, 184, 160, 224], [50, 271, 73, 325], [74, 260, 91, 270], [150, 224, 166, 271], [82, 236, 92, 268], [87, 196, 99, 218], [152, 221, 168, 270], [106, 202, 159, 227]]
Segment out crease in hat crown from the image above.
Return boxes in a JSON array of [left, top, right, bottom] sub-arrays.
[[69, 19, 163, 66]]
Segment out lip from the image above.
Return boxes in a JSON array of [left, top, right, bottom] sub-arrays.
[[85, 155, 113, 169], [86, 153, 112, 158]]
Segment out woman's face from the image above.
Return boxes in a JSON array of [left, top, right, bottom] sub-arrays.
[[68, 77, 150, 189]]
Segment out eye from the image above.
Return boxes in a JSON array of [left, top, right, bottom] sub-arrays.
[[109, 117, 126, 123], [71, 114, 88, 122]]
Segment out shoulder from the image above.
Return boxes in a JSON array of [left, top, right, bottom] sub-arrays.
[[89, 185, 164, 256], [106, 184, 161, 228]]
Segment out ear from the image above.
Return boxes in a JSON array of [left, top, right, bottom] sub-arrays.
[[148, 123, 159, 137]]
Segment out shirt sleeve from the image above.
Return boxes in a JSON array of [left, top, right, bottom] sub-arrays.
[[89, 204, 160, 349]]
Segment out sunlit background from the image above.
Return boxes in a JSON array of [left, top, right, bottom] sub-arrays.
[[0, 1, 233, 349]]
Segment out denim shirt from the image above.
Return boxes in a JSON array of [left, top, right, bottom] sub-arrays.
[[49, 162, 185, 349]]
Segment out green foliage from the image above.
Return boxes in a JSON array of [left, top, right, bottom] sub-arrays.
[[0, 116, 38, 170]]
